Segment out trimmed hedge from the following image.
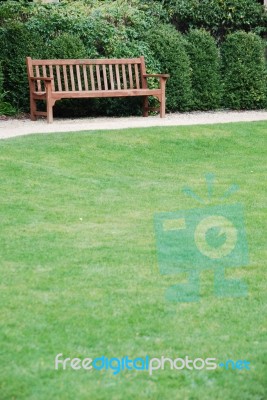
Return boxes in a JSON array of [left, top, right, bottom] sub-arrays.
[[0, 23, 45, 110], [0, 62, 16, 116], [145, 24, 192, 111], [44, 33, 88, 59], [185, 29, 221, 110], [221, 31, 267, 109], [171, 0, 267, 42]]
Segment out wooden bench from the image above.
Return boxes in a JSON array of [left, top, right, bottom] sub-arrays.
[[26, 56, 169, 123]]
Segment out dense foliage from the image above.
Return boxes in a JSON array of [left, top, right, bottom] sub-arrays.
[[169, 0, 267, 41], [221, 31, 267, 109], [185, 29, 222, 110], [0, 62, 16, 116], [145, 25, 192, 111], [0, 0, 266, 116]]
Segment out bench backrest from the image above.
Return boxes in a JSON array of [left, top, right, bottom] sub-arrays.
[[26, 57, 147, 93]]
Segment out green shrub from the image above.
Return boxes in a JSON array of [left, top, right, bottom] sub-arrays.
[[221, 31, 267, 109], [171, 0, 267, 42], [0, 23, 45, 111], [44, 33, 89, 59], [185, 29, 222, 110], [0, 62, 5, 96], [0, 62, 16, 116], [0, 0, 33, 26], [145, 24, 192, 111], [0, 100, 17, 117]]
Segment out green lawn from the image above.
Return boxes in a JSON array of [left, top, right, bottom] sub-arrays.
[[0, 122, 266, 400]]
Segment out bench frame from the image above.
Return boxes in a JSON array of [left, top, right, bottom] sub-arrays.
[[26, 56, 169, 123]]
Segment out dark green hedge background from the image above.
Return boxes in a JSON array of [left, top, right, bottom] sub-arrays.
[[0, 0, 266, 116]]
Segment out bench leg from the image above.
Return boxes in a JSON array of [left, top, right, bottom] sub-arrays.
[[47, 104, 53, 124], [160, 95, 166, 118], [46, 99, 55, 124], [143, 96, 149, 117], [30, 97, 37, 121], [45, 84, 54, 123]]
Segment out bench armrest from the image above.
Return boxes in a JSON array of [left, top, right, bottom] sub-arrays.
[[30, 77, 54, 82], [142, 73, 169, 90], [143, 74, 170, 79], [29, 76, 53, 97]]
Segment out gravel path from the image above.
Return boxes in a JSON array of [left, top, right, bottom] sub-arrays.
[[0, 110, 266, 140]]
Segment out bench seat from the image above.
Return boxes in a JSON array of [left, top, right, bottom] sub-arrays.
[[32, 88, 163, 99]]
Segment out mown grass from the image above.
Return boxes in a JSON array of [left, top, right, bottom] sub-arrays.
[[0, 122, 266, 400]]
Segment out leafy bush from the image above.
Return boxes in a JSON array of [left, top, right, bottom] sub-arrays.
[[144, 24, 192, 111], [0, 23, 45, 111], [0, 62, 16, 116], [44, 33, 89, 59], [0, 62, 5, 98], [171, 0, 267, 42], [221, 31, 267, 109], [185, 29, 222, 110], [0, 0, 33, 26], [0, 100, 17, 117]]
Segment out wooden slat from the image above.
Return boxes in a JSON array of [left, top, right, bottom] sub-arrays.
[[140, 56, 147, 89], [83, 65, 88, 91], [122, 64, 127, 89], [35, 111, 47, 116], [115, 64, 121, 90], [56, 65, 62, 91], [76, 65, 82, 91], [35, 66, 42, 92], [26, 57, 33, 79], [89, 65, 95, 90], [70, 65, 75, 91], [42, 65, 47, 77], [128, 64, 133, 89], [49, 65, 55, 91], [134, 63, 140, 89], [102, 65, 108, 90], [96, 65, 101, 90], [31, 58, 142, 66], [109, 65, 114, 90], [48, 88, 161, 99], [42, 65, 47, 92], [62, 65, 69, 91]]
